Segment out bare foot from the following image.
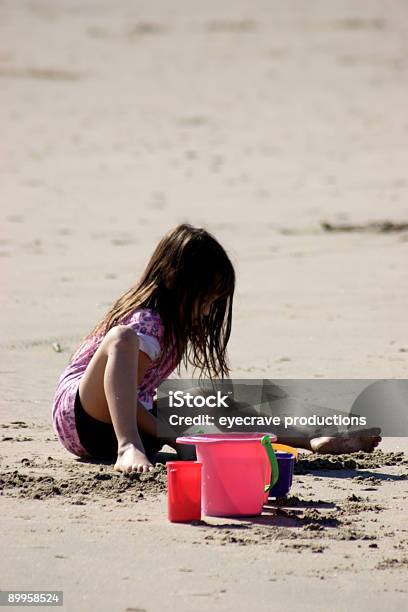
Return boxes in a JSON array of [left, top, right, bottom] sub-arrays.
[[310, 428, 382, 454], [114, 443, 154, 474]]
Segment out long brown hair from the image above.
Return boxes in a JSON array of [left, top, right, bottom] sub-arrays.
[[71, 223, 235, 379]]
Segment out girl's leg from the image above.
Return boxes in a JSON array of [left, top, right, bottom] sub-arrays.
[[78, 325, 154, 473], [275, 429, 381, 454]]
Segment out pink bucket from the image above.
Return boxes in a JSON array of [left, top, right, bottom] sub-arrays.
[[176, 432, 277, 517]]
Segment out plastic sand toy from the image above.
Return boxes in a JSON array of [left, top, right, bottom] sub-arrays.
[[167, 461, 202, 523], [267, 451, 295, 499], [176, 433, 278, 517]]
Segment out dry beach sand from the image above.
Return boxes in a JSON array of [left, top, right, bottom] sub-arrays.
[[1, 0, 408, 610]]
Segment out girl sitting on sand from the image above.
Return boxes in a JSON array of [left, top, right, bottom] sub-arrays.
[[52, 223, 381, 474], [52, 223, 235, 473]]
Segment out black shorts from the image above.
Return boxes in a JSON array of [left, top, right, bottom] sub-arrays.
[[74, 388, 163, 461]]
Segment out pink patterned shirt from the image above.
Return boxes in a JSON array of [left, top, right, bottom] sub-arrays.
[[52, 308, 177, 457]]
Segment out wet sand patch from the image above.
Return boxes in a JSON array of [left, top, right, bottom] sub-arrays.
[[327, 17, 386, 31], [0, 66, 82, 81], [126, 22, 168, 38], [321, 220, 408, 233], [205, 20, 257, 33]]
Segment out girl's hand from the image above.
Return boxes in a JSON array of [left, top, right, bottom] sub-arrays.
[[114, 443, 154, 474]]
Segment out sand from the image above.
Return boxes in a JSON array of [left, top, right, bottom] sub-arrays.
[[1, 0, 408, 610], [1, 441, 408, 611]]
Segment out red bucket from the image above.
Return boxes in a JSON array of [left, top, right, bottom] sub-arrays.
[[167, 461, 202, 523]]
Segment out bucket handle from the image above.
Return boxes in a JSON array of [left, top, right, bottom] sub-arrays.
[[261, 435, 279, 493]]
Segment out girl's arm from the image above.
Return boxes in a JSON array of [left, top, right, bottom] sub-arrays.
[[136, 402, 158, 437], [136, 350, 158, 438], [135, 350, 175, 441], [136, 350, 186, 451]]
